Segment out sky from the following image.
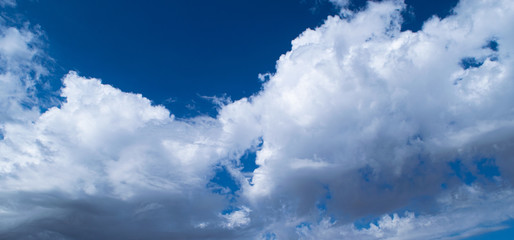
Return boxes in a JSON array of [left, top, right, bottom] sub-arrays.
[[1, 0, 514, 239]]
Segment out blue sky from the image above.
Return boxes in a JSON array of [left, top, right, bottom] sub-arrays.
[[14, 0, 340, 117], [12, 0, 457, 116], [1, 0, 514, 239]]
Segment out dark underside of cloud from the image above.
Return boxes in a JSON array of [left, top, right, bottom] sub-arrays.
[[1, 0, 514, 239]]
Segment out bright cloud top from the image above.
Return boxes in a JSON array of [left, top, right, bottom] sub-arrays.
[[1, 0, 514, 239]]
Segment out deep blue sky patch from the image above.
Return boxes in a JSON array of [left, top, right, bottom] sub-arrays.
[[449, 160, 477, 185], [12, 0, 459, 116], [13, 0, 338, 117], [476, 158, 501, 181], [209, 165, 240, 195]]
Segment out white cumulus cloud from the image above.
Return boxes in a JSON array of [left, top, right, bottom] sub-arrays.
[[1, 0, 514, 239]]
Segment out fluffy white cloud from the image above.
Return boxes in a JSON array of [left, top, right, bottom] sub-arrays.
[[0, 71, 249, 238], [219, 0, 514, 238], [1, 0, 514, 239], [222, 206, 252, 229]]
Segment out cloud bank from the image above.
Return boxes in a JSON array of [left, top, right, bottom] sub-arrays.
[[1, 0, 514, 239]]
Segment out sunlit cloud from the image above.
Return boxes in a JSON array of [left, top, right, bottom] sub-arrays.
[[1, 0, 514, 239]]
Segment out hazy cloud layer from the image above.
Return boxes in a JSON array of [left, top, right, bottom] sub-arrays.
[[1, 0, 514, 239]]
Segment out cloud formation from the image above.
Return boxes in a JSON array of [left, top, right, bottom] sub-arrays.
[[0, 22, 46, 124], [1, 0, 514, 239]]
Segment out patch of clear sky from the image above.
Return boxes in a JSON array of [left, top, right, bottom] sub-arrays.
[[15, 0, 457, 117]]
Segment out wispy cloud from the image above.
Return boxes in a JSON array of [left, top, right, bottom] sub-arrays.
[[0, 0, 15, 8]]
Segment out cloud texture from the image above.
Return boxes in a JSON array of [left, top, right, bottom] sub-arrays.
[[1, 0, 514, 239]]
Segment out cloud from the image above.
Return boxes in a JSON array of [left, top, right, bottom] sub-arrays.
[[295, 185, 514, 239], [328, 0, 350, 8], [219, 0, 514, 238], [222, 206, 252, 229], [0, 23, 47, 125], [0, 0, 15, 8], [1, 0, 514, 239], [0, 71, 256, 239]]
